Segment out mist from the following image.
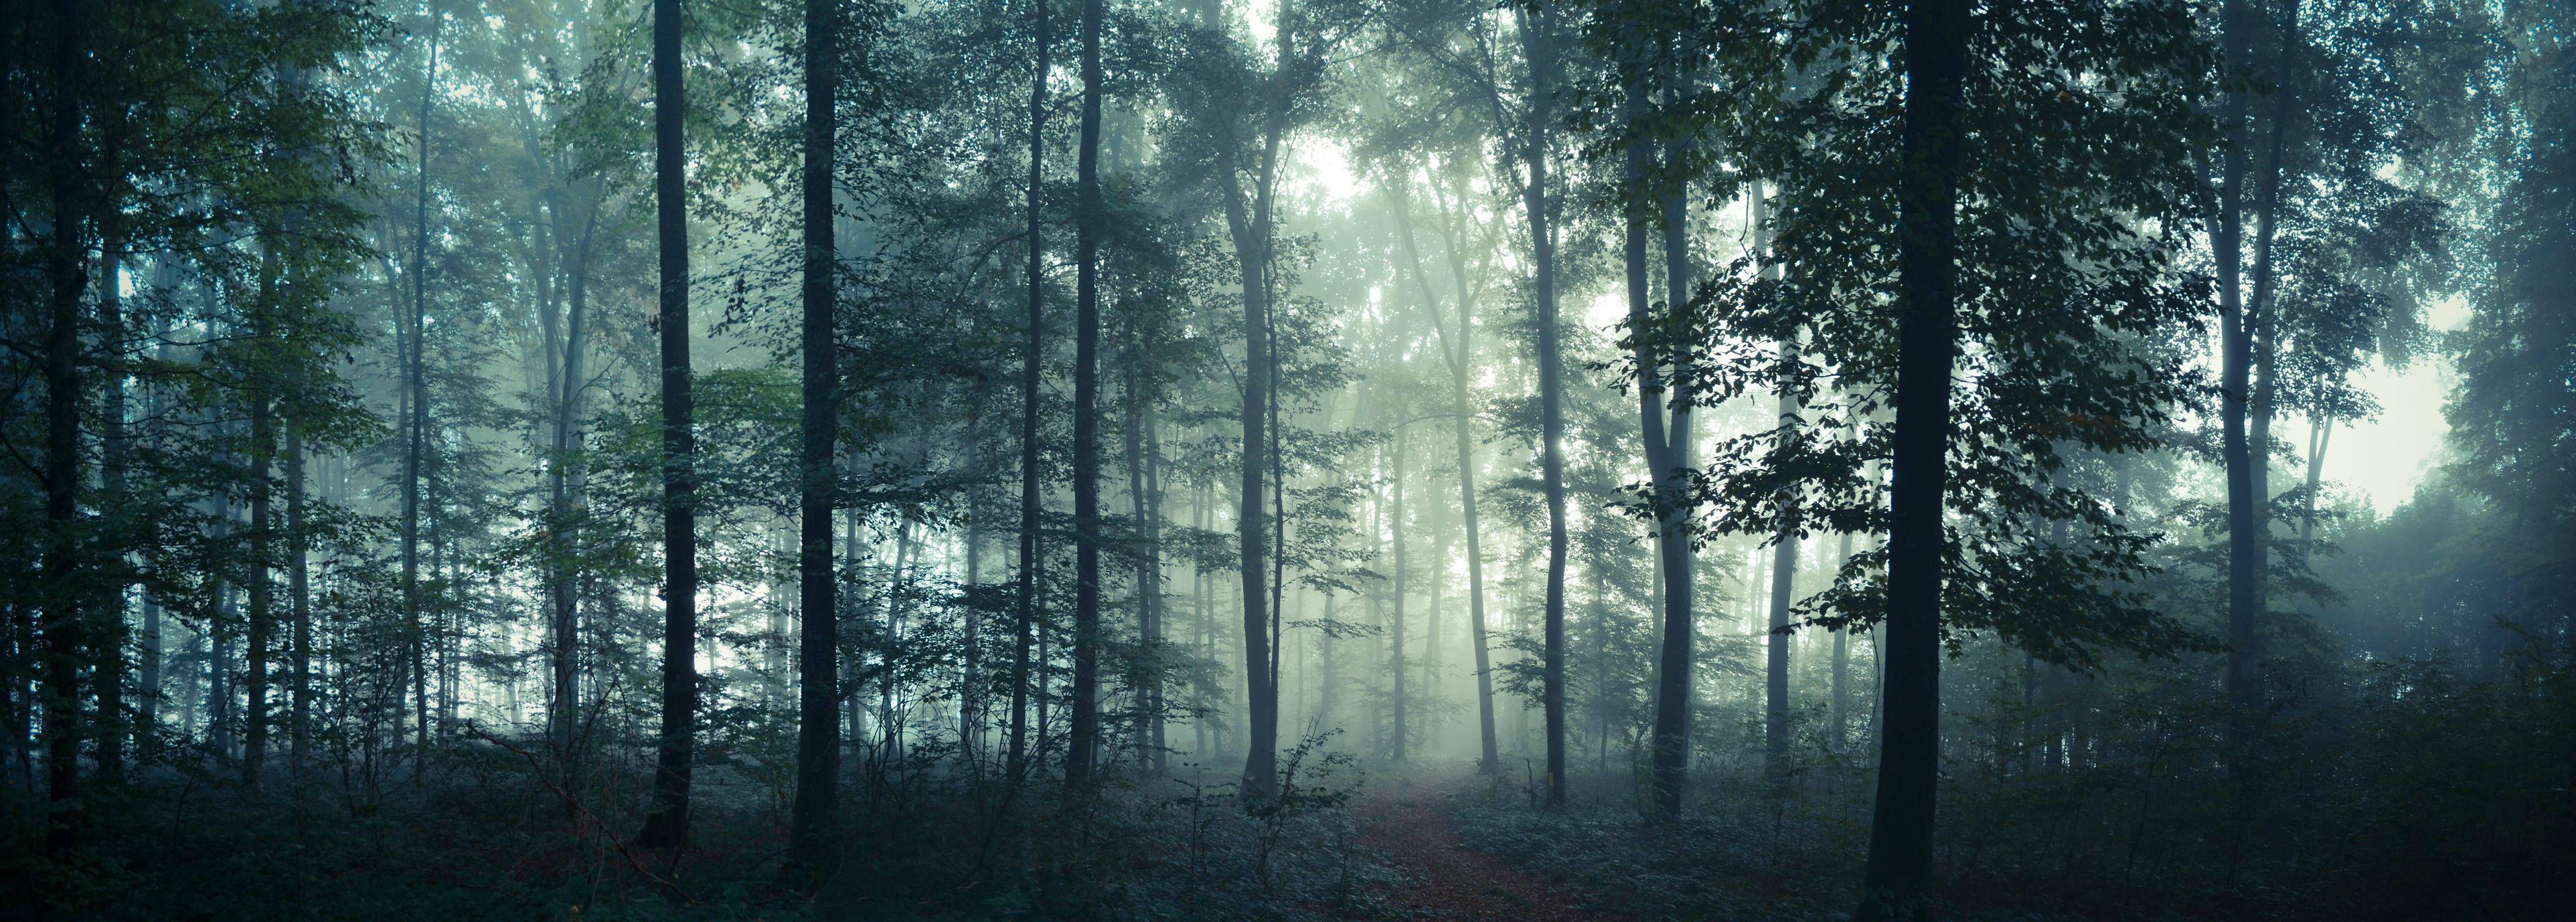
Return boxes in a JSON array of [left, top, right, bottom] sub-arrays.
[[6, 0, 2570, 919]]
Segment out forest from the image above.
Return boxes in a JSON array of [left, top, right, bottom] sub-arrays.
[[3, 0, 2570, 919]]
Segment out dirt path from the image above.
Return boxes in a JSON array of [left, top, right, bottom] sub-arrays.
[[1355, 777, 1627, 921]]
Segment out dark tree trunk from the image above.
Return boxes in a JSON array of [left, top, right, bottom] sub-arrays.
[[289, 427, 311, 776], [638, 0, 700, 850], [402, 3, 443, 777], [1766, 349, 1799, 783], [1215, 5, 1293, 800], [1125, 358, 1167, 774], [1621, 57, 1696, 816], [41, 0, 88, 852], [1008, 0, 1048, 785], [2215, 0, 2260, 753], [789, 0, 839, 877], [1857, 0, 1965, 917], [244, 236, 282, 794], [1065, 0, 1106, 792], [548, 199, 596, 778], [99, 234, 129, 784], [1831, 530, 1854, 745], [1512, 7, 1570, 809]]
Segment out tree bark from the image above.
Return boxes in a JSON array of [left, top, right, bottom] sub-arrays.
[[2215, 0, 2261, 755], [244, 234, 282, 794], [1390, 426, 1408, 761], [98, 233, 129, 783], [1830, 529, 1854, 745], [288, 426, 311, 777], [1214, 3, 1294, 800], [1512, 6, 1571, 808], [41, 0, 88, 851], [638, 0, 700, 849], [547, 196, 597, 777], [402, 2, 444, 777], [1008, 0, 1048, 785], [789, 0, 840, 877], [2298, 416, 2330, 553], [1621, 58, 1698, 818], [1065, 0, 1107, 792], [1857, 0, 1965, 916], [1386, 175, 1497, 773]]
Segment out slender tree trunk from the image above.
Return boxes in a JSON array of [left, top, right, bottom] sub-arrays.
[[1215, 7, 1293, 796], [99, 234, 129, 784], [1008, 0, 1049, 785], [1390, 427, 1408, 762], [1857, 0, 1965, 916], [2298, 416, 2331, 553], [1765, 369, 1799, 781], [1617, 60, 1700, 814], [1064, 0, 1107, 792], [1125, 359, 1166, 773], [289, 428, 312, 776], [1830, 530, 1853, 746], [2239, 2, 2300, 705], [548, 200, 596, 776], [140, 316, 169, 738], [1386, 178, 1496, 772], [2215, 0, 2261, 757], [789, 0, 840, 875], [638, 0, 700, 849], [402, 4, 444, 777], [1512, 7, 1571, 808], [41, 0, 88, 850], [244, 236, 282, 794], [1455, 259, 1497, 778]]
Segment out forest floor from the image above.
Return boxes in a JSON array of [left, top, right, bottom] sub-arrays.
[[1356, 773, 1628, 921]]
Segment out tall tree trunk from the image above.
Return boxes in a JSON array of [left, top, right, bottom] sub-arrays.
[[1389, 426, 1408, 762], [98, 234, 129, 784], [2298, 416, 2330, 553], [638, 0, 700, 849], [41, 0, 88, 851], [1857, 0, 1965, 916], [139, 306, 169, 739], [2214, 0, 2261, 757], [1512, 7, 1571, 808], [1008, 0, 1049, 785], [1627, 60, 1710, 814], [548, 198, 597, 777], [1830, 530, 1853, 745], [1125, 359, 1166, 774], [789, 0, 840, 876], [289, 427, 312, 776], [1065, 0, 1107, 792], [1392, 164, 1500, 773], [402, 4, 444, 777], [244, 236, 282, 794], [2239, 1, 2300, 701], [1215, 3, 1294, 800], [1753, 183, 1799, 784]]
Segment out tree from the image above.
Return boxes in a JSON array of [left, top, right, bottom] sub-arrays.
[[638, 0, 700, 850], [1064, 0, 1106, 791], [1509, 3, 1572, 810], [789, 0, 841, 875], [39, 0, 88, 854], [1857, 0, 1969, 912], [1008, 0, 1049, 786]]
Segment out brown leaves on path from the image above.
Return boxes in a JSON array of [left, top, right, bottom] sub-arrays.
[[1355, 775, 1631, 921]]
